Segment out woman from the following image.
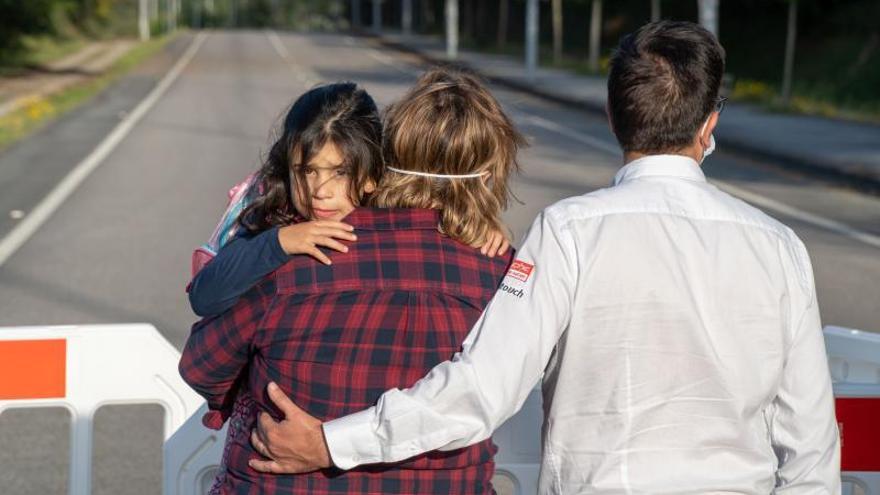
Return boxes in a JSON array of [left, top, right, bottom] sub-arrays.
[[180, 67, 525, 494]]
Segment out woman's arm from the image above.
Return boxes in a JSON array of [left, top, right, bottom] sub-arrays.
[[188, 227, 288, 317], [189, 221, 358, 317], [179, 275, 277, 412]]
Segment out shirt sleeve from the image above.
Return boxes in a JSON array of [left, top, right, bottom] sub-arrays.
[[179, 275, 277, 412], [322, 210, 577, 469], [771, 242, 841, 493], [188, 226, 288, 317]]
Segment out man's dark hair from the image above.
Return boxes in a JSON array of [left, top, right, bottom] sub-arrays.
[[607, 21, 725, 154]]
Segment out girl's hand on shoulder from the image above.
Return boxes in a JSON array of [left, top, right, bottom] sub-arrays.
[[278, 221, 357, 265], [477, 227, 511, 258]]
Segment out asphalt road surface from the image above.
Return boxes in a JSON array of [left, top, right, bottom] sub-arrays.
[[0, 30, 878, 494]]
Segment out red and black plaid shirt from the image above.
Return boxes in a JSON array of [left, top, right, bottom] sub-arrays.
[[180, 208, 513, 495]]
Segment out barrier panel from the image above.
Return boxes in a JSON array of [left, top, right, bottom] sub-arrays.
[[3, 324, 877, 494], [163, 389, 544, 495], [0, 324, 204, 495], [825, 326, 880, 495], [164, 403, 226, 495]]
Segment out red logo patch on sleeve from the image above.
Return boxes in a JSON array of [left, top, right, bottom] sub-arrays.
[[507, 259, 534, 282]]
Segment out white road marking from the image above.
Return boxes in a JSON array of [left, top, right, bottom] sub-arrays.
[[0, 32, 209, 268], [366, 49, 417, 76], [525, 114, 620, 156], [265, 30, 321, 86], [713, 181, 880, 249]]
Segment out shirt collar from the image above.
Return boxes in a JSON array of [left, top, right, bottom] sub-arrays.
[[342, 207, 440, 232], [612, 154, 705, 186]]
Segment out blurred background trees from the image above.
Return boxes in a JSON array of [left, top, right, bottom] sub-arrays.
[[2, 0, 877, 116]]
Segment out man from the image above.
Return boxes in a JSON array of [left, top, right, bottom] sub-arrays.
[[249, 21, 841, 493]]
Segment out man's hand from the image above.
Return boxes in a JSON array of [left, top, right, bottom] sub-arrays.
[[278, 221, 357, 265], [248, 382, 332, 474]]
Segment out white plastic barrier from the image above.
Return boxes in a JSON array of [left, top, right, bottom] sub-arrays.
[[3, 323, 875, 495], [0, 324, 204, 495], [164, 402, 226, 495], [163, 390, 544, 495], [825, 326, 880, 495], [166, 327, 880, 495], [491, 388, 543, 494]]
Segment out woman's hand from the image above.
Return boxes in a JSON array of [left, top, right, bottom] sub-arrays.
[[477, 227, 511, 258], [278, 221, 357, 265]]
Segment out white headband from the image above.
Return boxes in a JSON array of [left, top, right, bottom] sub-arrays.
[[386, 166, 489, 179]]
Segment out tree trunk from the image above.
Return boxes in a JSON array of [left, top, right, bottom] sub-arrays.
[[421, 0, 435, 31], [402, 0, 413, 34], [651, 0, 660, 22], [781, 0, 798, 105], [351, 0, 361, 27], [475, 0, 488, 44], [496, 0, 508, 49], [372, 0, 381, 32], [588, 0, 602, 72], [552, 0, 563, 65], [463, 0, 475, 43]]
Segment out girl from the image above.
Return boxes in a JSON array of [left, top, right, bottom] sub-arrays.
[[181, 68, 524, 494], [187, 81, 382, 317], [187, 83, 509, 318]]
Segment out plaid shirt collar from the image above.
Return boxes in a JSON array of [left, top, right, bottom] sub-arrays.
[[342, 207, 441, 232]]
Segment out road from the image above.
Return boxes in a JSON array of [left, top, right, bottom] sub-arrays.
[[0, 30, 878, 494]]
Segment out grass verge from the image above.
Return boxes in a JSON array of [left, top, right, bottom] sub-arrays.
[[0, 33, 178, 152]]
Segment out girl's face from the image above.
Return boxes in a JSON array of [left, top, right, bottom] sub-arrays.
[[290, 142, 370, 222]]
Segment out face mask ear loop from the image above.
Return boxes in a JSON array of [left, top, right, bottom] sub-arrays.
[[699, 117, 716, 164], [700, 118, 710, 143]]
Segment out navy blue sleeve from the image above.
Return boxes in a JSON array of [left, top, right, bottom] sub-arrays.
[[188, 226, 289, 317]]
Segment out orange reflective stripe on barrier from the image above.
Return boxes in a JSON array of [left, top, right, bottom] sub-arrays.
[[836, 398, 880, 471], [0, 339, 66, 400]]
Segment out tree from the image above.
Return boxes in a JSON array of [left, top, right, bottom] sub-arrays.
[[588, 0, 602, 72], [496, 0, 508, 49], [402, 0, 412, 34], [781, 0, 798, 105], [420, 0, 435, 31], [552, 0, 563, 64]]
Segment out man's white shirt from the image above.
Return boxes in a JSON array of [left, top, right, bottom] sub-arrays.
[[323, 154, 841, 494]]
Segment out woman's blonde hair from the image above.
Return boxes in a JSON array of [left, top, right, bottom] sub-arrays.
[[371, 68, 525, 246]]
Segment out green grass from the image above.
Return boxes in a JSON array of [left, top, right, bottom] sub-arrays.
[[729, 77, 880, 124], [0, 33, 178, 151], [21, 35, 88, 67], [0, 36, 87, 76]]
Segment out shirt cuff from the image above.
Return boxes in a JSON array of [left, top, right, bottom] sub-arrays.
[[322, 407, 384, 470]]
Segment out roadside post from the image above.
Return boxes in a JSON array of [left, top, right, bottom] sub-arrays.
[[525, 0, 538, 81], [402, 0, 413, 35], [139, 0, 150, 41], [445, 0, 459, 60]]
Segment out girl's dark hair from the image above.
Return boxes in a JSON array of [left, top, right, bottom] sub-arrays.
[[239, 82, 383, 233]]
